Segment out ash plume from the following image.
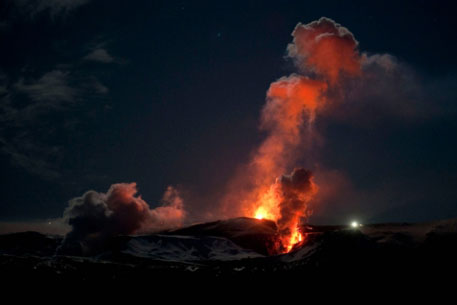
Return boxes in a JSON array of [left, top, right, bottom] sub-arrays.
[[59, 183, 185, 255], [276, 168, 316, 235], [223, 18, 361, 214], [219, 17, 366, 252]]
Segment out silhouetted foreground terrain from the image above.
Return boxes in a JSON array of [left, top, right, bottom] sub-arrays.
[[1, 217, 457, 283]]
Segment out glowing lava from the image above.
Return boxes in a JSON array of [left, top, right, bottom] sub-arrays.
[[250, 169, 315, 253], [255, 202, 305, 252], [286, 230, 304, 252], [254, 205, 304, 253]]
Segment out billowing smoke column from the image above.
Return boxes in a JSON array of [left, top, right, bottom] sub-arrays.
[[287, 17, 361, 82], [59, 183, 185, 255], [275, 168, 317, 252], [223, 17, 362, 252]]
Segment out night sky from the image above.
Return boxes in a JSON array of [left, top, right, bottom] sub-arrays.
[[1, 0, 457, 230]]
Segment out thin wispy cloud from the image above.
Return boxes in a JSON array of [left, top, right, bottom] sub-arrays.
[[12, 0, 90, 18], [15, 70, 78, 104], [0, 65, 109, 180], [84, 48, 115, 63]]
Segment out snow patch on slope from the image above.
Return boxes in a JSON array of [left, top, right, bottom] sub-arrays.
[[122, 234, 264, 262]]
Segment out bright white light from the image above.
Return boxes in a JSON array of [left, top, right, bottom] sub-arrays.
[[351, 221, 359, 228]]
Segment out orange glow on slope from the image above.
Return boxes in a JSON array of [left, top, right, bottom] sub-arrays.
[[253, 186, 280, 221], [254, 206, 275, 221], [254, 211, 264, 220]]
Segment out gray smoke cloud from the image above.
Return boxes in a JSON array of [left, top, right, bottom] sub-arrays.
[[274, 168, 315, 251], [59, 183, 185, 255], [276, 168, 315, 232]]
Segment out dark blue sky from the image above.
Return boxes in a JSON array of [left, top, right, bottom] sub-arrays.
[[1, 0, 456, 225]]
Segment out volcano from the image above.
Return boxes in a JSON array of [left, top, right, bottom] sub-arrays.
[[1, 217, 457, 283]]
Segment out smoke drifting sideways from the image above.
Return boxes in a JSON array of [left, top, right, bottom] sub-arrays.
[[59, 183, 185, 255]]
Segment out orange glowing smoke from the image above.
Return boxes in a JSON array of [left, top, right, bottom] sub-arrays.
[[223, 17, 361, 254], [287, 17, 361, 82]]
